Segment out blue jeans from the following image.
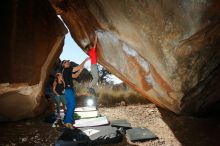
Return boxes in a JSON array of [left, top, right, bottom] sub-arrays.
[[64, 88, 76, 124]]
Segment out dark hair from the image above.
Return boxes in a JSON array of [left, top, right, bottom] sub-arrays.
[[84, 44, 92, 52], [61, 60, 70, 67]]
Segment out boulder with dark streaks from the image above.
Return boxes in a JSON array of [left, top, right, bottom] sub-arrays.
[[51, 0, 220, 114]]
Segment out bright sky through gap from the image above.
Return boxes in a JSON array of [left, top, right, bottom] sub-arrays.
[[59, 33, 89, 64]]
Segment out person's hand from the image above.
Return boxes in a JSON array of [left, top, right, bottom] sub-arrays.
[[85, 57, 90, 62]]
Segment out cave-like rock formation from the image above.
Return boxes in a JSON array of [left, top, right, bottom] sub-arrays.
[[1, 0, 220, 120], [0, 0, 67, 121], [51, 0, 220, 115]]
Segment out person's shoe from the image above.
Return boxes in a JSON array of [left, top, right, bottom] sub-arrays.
[[64, 123, 75, 130]]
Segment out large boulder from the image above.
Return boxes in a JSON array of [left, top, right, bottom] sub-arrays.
[[50, 0, 220, 115], [0, 0, 67, 121]]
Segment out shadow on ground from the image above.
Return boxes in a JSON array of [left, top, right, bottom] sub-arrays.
[[158, 108, 220, 146], [0, 119, 60, 145]]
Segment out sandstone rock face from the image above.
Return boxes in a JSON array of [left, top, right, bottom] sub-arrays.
[[51, 0, 220, 114], [0, 0, 67, 121]]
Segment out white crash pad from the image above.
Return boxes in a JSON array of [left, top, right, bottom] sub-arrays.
[[74, 116, 109, 128], [75, 110, 99, 119], [59, 107, 98, 120], [75, 106, 97, 112]]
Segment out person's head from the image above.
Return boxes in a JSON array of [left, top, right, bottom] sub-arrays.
[[62, 60, 70, 68], [55, 73, 63, 82], [84, 43, 93, 53]]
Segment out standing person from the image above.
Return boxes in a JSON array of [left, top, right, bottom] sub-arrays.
[[52, 73, 66, 119], [62, 58, 89, 129], [84, 33, 99, 95]]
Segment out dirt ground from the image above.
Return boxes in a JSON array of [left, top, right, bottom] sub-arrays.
[[99, 104, 220, 146], [0, 118, 60, 146], [0, 104, 220, 146]]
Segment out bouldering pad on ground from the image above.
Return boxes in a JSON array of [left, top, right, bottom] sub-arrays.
[[75, 110, 99, 119], [74, 116, 109, 128], [111, 119, 132, 129], [75, 106, 96, 112], [126, 127, 158, 142], [80, 126, 123, 145], [55, 129, 90, 146], [55, 126, 123, 146]]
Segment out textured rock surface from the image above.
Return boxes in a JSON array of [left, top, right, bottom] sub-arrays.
[[0, 0, 67, 121], [51, 0, 220, 114]]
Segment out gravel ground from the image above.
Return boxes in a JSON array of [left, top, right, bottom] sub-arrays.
[[99, 104, 220, 146], [0, 104, 220, 146], [0, 119, 60, 146]]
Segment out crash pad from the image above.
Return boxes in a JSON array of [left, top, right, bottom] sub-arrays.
[[126, 127, 158, 142], [73, 116, 109, 128], [79, 125, 122, 142], [75, 106, 96, 112], [55, 126, 123, 146], [111, 119, 132, 128], [75, 110, 99, 119], [55, 129, 90, 146]]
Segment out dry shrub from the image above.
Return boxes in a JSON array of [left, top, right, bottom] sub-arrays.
[[73, 81, 149, 106], [73, 81, 89, 96], [96, 85, 149, 106]]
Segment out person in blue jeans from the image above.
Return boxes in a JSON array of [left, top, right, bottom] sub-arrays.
[[62, 58, 89, 129]]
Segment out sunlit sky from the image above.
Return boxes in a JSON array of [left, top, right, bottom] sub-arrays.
[[59, 32, 122, 84], [59, 33, 90, 68]]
